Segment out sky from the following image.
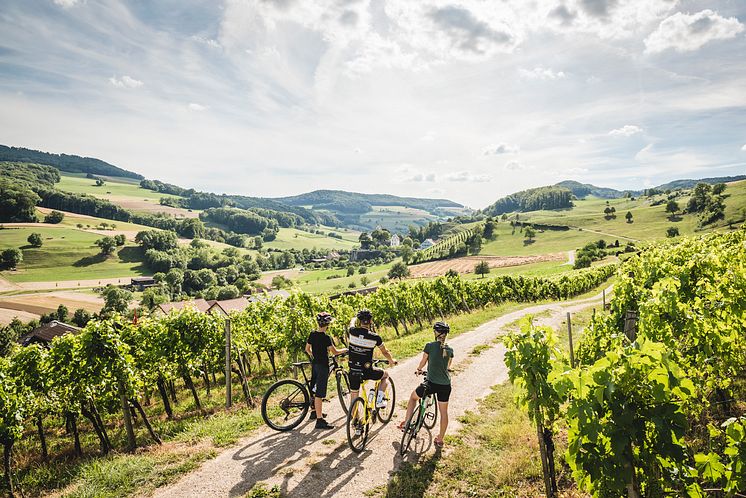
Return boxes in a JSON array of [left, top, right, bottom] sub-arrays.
[[0, 0, 745, 208]]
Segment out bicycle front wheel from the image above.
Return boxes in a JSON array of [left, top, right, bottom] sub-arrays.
[[377, 377, 396, 424], [399, 408, 422, 456], [261, 379, 310, 431], [423, 394, 438, 430], [347, 397, 369, 453], [336, 370, 351, 414]]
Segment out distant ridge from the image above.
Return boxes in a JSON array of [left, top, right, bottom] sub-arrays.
[[654, 175, 746, 191], [554, 180, 630, 199], [0, 144, 143, 179]]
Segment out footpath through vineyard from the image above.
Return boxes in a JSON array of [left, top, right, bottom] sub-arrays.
[[153, 286, 612, 498]]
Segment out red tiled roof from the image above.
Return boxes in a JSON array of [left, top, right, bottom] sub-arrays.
[[19, 321, 80, 346]]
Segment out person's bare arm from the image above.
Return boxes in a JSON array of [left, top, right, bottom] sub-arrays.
[[304, 343, 313, 360], [378, 344, 397, 365], [330, 345, 347, 355], [416, 352, 429, 373]]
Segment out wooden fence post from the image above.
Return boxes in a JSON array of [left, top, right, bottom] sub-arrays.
[[120, 382, 136, 451], [624, 310, 638, 342], [602, 288, 606, 309], [567, 312, 575, 368], [225, 319, 232, 409]]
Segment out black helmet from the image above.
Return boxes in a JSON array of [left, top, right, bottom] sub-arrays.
[[356, 309, 373, 321], [316, 312, 334, 326], [433, 321, 450, 334]]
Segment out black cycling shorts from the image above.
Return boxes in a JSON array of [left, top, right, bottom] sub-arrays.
[[348, 367, 384, 391], [310, 362, 330, 398], [416, 381, 452, 402]]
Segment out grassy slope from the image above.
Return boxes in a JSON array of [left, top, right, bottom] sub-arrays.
[[359, 206, 441, 232], [479, 222, 601, 256], [0, 226, 148, 282], [56, 173, 181, 203], [262, 227, 359, 251]]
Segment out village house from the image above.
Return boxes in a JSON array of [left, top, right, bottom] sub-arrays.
[[419, 238, 436, 250], [131, 276, 157, 291], [389, 234, 400, 247]]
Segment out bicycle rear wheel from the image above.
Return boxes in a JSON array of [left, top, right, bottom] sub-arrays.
[[261, 379, 310, 431], [377, 377, 396, 424], [336, 370, 351, 414], [346, 397, 369, 453], [399, 408, 423, 456], [423, 394, 438, 430]]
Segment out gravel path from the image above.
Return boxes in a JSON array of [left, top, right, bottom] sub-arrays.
[[151, 287, 612, 498]]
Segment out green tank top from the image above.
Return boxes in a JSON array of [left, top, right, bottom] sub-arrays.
[[424, 341, 454, 385]]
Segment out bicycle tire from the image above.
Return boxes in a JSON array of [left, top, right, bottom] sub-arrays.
[[377, 377, 396, 424], [423, 394, 438, 430], [261, 378, 310, 432], [347, 397, 369, 453], [399, 407, 423, 456], [336, 370, 351, 414]]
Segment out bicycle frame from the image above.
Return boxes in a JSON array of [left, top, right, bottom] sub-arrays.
[[349, 376, 384, 424]]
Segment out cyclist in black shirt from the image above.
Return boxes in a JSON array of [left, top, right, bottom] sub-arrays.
[[305, 312, 346, 429], [348, 309, 397, 409]]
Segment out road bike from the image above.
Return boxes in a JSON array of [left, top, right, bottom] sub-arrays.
[[261, 353, 351, 431], [346, 359, 396, 453], [399, 372, 438, 456]]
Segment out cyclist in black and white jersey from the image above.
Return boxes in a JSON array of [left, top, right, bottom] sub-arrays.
[[347, 309, 397, 408]]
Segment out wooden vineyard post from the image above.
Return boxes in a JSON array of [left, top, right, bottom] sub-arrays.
[[533, 394, 556, 498], [567, 312, 575, 368], [225, 319, 232, 409], [602, 288, 606, 310], [624, 310, 638, 342], [120, 382, 136, 451]]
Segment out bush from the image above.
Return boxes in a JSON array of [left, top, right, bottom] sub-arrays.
[[1, 248, 23, 269], [666, 227, 679, 238], [44, 210, 65, 224], [27, 233, 43, 248]]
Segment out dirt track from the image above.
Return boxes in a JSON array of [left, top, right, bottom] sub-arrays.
[[408, 252, 567, 278], [152, 286, 612, 498]]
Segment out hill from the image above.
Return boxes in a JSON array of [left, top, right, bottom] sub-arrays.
[[554, 180, 632, 199], [482, 186, 573, 216], [273, 190, 463, 214], [654, 175, 746, 191], [0, 145, 143, 179]]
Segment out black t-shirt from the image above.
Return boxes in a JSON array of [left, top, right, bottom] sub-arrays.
[[306, 331, 332, 365], [348, 326, 383, 369]]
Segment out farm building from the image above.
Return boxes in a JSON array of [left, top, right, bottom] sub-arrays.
[[419, 238, 436, 250], [389, 234, 400, 247], [207, 297, 250, 316], [19, 320, 80, 347], [131, 276, 157, 291], [153, 298, 213, 316]]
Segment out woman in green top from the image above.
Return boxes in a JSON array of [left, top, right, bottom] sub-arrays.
[[398, 322, 454, 447]]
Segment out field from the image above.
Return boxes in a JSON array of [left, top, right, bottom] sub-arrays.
[[262, 227, 359, 251], [358, 205, 441, 231], [407, 253, 568, 278], [55, 173, 197, 217], [0, 290, 103, 324], [0, 226, 148, 282]]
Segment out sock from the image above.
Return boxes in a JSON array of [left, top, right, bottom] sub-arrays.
[[377, 391, 384, 402]]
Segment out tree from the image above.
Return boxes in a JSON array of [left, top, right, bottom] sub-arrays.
[[358, 232, 373, 250], [140, 287, 169, 309], [400, 244, 414, 264], [524, 225, 537, 243], [666, 227, 679, 238], [483, 220, 497, 240], [347, 266, 356, 277], [360, 275, 370, 286], [95, 236, 117, 255], [72, 308, 92, 327], [468, 234, 483, 255], [43, 210, 64, 224], [101, 286, 133, 315], [387, 262, 410, 281], [445, 269, 459, 278], [625, 211, 633, 223], [358, 266, 368, 275], [603, 206, 612, 219], [27, 233, 43, 248], [712, 183, 726, 195], [271, 275, 290, 290], [56, 304, 68, 322], [113, 234, 126, 246], [95, 178, 105, 186], [475, 260, 490, 278], [253, 236, 263, 250], [665, 200, 680, 217], [0, 180, 40, 223], [1, 249, 22, 269], [135, 230, 178, 252]]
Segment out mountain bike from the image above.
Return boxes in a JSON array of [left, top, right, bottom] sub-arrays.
[[261, 353, 351, 431], [346, 359, 396, 453], [399, 372, 437, 456]]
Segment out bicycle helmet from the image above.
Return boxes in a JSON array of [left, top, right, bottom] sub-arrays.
[[433, 321, 450, 334], [356, 308, 373, 322], [316, 312, 334, 326]]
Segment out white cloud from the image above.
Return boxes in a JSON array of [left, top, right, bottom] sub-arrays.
[[518, 67, 566, 80], [645, 10, 744, 54], [504, 160, 523, 171], [609, 125, 643, 137], [188, 103, 208, 112], [742, 144, 746, 152], [406, 172, 436, 182], [53, 0, 82, 7], [191, 36, 222, 49], [420, 132, 436, 142], [444, 171, 491, 182], [109, 75, 143, 89], [483, 143, 519, 155]]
